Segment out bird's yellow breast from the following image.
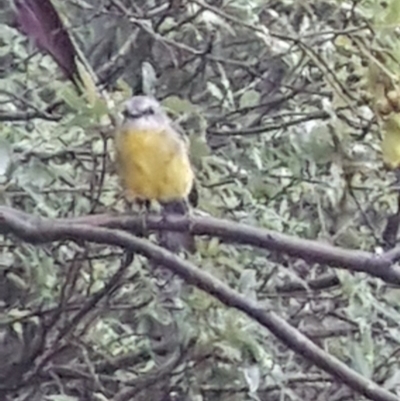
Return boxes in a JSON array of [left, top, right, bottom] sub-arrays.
[[115, 127, 194, 202]]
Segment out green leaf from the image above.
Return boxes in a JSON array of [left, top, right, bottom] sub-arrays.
[[0, 138, 12, 177], [207, 82, 224, 100], [189, 134, 211, 163], [243, 364, 260, 393], [239, 90, 261, 108], [60, 86, 86, 111], [163, 95, 198, 115], [142, 61, 157, 96]]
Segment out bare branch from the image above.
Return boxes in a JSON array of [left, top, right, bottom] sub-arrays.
[[4, 208, 395, 284]]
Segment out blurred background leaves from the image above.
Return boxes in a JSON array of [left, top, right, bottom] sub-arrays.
[[1, 0, 400, 400]]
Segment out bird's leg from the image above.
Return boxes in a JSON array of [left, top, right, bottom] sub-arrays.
[[136, 199, 151, 237]]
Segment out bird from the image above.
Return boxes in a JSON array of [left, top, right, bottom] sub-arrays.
[[114, 95, 195, 253]]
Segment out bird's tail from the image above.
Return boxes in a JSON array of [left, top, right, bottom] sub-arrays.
[[149, 199, 194, 312], [144, 199, 195, 364], [158, 199, 195, 253]]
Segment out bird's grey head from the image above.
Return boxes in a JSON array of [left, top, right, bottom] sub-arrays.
[[122, 96, 166, 121]]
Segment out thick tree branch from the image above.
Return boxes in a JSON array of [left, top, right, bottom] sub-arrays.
[[1, 206, 399, 284], [2, 207, 396, 284], [0, 206, 398, 401]]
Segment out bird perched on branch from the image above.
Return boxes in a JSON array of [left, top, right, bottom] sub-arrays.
[[115, 95, 196, 311], [14, 1, 196, 253], [115, 95, 195, 254]]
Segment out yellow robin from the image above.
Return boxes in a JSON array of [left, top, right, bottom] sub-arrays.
[[114, 95, 195, 252]]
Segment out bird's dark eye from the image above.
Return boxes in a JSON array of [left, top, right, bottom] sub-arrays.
[[144, 107, 155, 115], [122, 106, 156, 120]]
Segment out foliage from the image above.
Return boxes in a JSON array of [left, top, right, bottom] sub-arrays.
[[1, 0, 400, 400]]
